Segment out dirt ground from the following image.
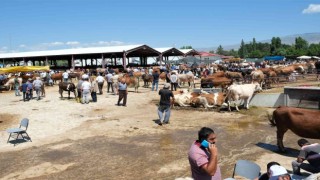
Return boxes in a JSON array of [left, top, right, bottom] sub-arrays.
[[0, 77, 320, 180]]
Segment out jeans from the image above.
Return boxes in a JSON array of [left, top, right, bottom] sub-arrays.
[[98, 82, 104, 94], [118, 90, 127, 106], [82, 90, 90, 104], [34, 87, 41, 100], [152, 81, 159, 91], [171, 83, 178, 91], [158, 105, 171, 123], [15, 86, 21, 96], [292, 160, 320, 174], [107, 82, 113, 93], [91, 92, 97, 102]]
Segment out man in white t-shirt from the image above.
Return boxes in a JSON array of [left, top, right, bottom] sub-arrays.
[[96, 73, 105, 94], [81, 77, 91, 104], [62, 71, 69, 82]]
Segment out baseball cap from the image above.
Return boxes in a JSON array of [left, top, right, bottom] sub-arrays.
[[269, 165, 289, 180], [163, 83, 170, 89]]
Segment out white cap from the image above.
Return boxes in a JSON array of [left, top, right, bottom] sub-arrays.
[[269, 165, 288, 180], [82, 74, 89, 79]]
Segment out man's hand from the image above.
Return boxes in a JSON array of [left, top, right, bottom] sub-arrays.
[[208, 143, 218, 156]]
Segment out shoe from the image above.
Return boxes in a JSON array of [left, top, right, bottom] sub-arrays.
[[115, 104, 120, 106], [123, 104, 126, 107], [158, 122, 163, 126], [164, 122, 170, 124]]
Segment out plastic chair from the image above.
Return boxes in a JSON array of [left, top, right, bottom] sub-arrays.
[[232, 160, 261, 180], [7, 118, 32, 145]]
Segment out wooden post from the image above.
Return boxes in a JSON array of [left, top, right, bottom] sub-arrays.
[[71, 55, 75, 71], [101, 54, 105, 68], [123, 51, 127, 69], [159, 54, 163, 66]]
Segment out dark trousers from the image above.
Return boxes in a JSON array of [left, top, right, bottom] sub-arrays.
[[107, 82, 113, 93], [91, 92, 97, 102], [171, 83, 178, 91], [98, 82, 104, 94], [77, 89, 82, 98], [23, 92, 28, 101], [117, 90, 127, 106]]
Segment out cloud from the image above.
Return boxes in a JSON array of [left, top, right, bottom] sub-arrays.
[[302, 4, 320, 14], [19, 44, 26, 48], [66, 41, 80, 45]]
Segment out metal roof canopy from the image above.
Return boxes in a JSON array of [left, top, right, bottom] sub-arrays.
[[0, 44, 161, 69], [179, 49, 201, 56]]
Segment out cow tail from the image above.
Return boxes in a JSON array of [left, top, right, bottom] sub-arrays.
[[268, 112, 276, 127]]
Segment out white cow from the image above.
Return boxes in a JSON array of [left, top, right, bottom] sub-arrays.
[[4, 77, 22, 91], [173, 89, 192, 107], [226, 83, 262, 111], [178, 72, 195, 88]]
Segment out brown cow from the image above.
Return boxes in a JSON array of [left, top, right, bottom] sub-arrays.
[[51, 73, 63, 83], [119, 74, 139, 93], [200, 76, 232, 90], [270, 106, 320, 152], [141, 74, 153, 87], [225, 71, 243, 80]]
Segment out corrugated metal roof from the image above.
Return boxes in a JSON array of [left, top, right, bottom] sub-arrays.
[[0, 44, 144, 59]]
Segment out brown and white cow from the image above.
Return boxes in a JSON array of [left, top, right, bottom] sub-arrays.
[[190, 92, 227, 109], [4, 77, 22, 91], [226, 82, 262, 111], [270, 106, 320, 152]]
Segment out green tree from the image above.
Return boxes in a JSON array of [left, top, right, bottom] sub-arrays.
[[180, 45, 193, 49], [238, 39, 247, 58], [252, 38, 257, 51], [308, 43, 320, 56], [216, 45, 224, 55]]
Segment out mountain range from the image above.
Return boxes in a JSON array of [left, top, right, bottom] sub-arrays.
[[196, 32, 320, 52]]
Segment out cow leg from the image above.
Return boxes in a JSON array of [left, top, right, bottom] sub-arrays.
[[235, 103, 240, 111], [277, 129, 287, 152], [59, 89, 63, 98], [68, 91, 71, 99]]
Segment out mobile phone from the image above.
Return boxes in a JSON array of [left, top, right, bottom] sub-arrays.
[[201, 140, 210, 148]]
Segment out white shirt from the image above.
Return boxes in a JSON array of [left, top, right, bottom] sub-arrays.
[[170, 74, 178, 83], [106, 73, 113, 82], [63, 72, 69, 78], [96, 76, 104, 83], [81, 81, 91, 90]]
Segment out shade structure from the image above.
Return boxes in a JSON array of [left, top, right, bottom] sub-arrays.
[[0, 66, 50, 74], [312, 56, 320, 59], [297, 55, 311, 59], [264, 56, 285, 61]]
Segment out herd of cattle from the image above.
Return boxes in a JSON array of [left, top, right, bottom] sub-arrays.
[[1, 62, 320, 152]]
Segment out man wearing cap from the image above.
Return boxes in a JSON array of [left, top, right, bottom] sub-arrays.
[[33, 77, 43, 100], [292, 138, 320, 175], [157, 83, 174, 125], [268, 165, 290, 180]]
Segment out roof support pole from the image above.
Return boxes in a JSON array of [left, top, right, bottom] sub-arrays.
[[159, 54, 163, 66], [71, 55, 75, 71], [23, 58, 26, 66], [101, 54, 105, 68], [45, 57, 49, 66], [123, 51, 127, 69]]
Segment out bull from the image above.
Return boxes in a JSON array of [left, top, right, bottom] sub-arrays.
[[269, 106, 320, 152], [59, 82, 77, 99]]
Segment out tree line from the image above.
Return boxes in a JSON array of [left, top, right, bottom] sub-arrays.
[[207, 37, 320, 58]]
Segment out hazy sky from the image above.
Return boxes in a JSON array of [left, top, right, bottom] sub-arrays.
[[0, 0, 319, 53]]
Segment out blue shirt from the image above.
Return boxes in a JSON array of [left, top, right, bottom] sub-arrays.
[[118, 82, 127, 90]]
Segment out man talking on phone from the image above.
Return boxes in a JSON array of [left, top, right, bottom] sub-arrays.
[[188, 127, 221, 180]]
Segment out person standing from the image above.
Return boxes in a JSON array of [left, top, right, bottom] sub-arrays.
[[96, 73, 104, 94], [152, 70, 159, 91], [158, 83, 174, 125], [81, 77, 91, 104], [292, 138, 320, 175], [33, 77, 43, 100], [105, 71, 114, 93], [14, 75, 21, 96], [188, 127, 221, 180], [27, 79, 33, 100], [117, 78, 127, 106], [62, 70, 69, 82], [170, 72, 178, 91], [90, 77, 98, 102], [21, 81, 28, 101], [76, 78, 84, 103]]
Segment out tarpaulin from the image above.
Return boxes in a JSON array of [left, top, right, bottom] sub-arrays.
[[0, 66, 50, 74]]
